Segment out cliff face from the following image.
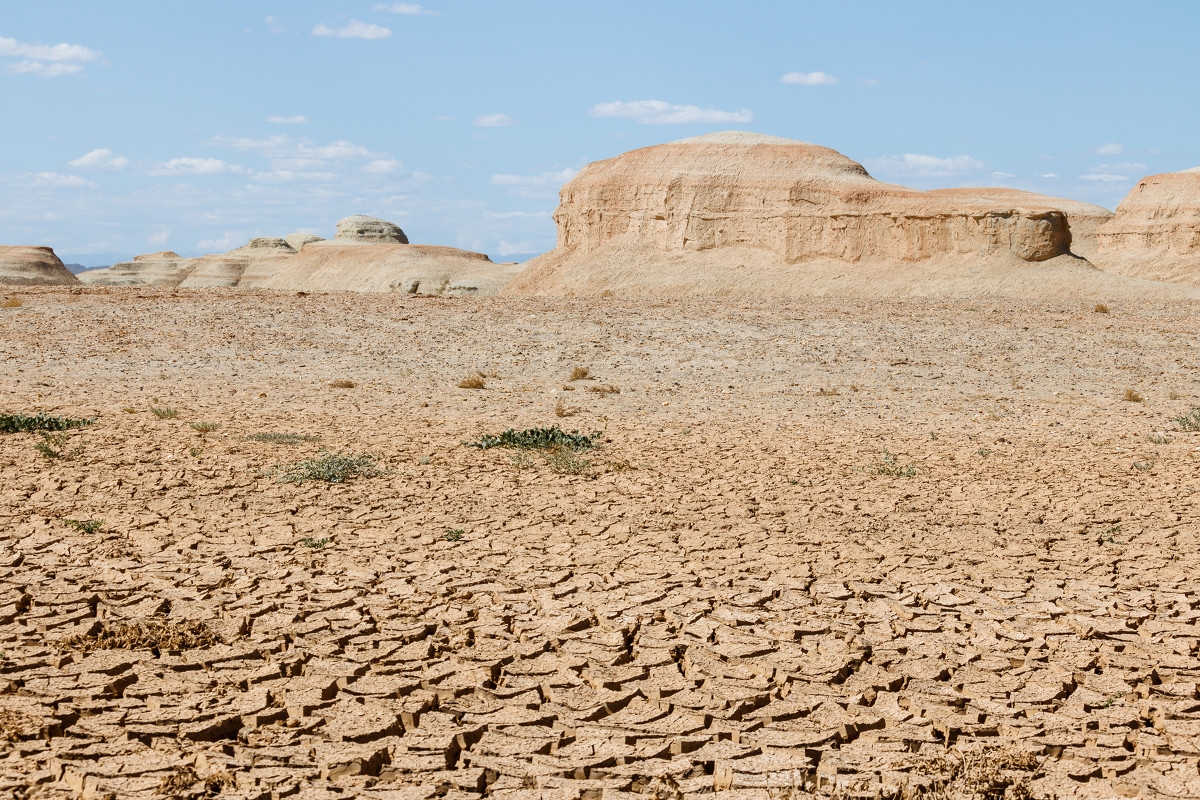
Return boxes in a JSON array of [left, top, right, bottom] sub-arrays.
[[1094, 169, 1200, 284], [0, 246, 80, 286], [507, 132, 1116, 296]]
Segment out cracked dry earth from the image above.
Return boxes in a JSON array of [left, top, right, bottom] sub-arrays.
[[1, 286, 1200, 800]]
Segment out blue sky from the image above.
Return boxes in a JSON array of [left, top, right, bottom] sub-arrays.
[[2, 1, 1197, 266]]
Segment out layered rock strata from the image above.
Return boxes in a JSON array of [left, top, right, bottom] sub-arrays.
[[1094, 168, 1200, 285], [336, 215, 409, 244], [0, 246, 80, 286], [507, 132, 1117, 296]]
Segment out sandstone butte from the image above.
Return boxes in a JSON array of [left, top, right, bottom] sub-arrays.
[[505, 131, 1154, 298], [0, 246, 80, 286], [78, 216, 522, 296], [1093, 167, 1200, 285]]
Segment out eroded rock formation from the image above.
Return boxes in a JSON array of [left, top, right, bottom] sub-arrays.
[[507, 132, 1117, 296], [1094, 168, 1200, 285], [335, 215, 409, 244], [0, 246, 80, 286]]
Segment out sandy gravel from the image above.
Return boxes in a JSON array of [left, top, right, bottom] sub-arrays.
[[1, 287, 1199, 799]]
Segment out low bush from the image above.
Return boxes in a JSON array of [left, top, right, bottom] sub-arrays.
[[0, 413, 93, 434], [466, 426, 600, 451], [269, 451, 383, 484]]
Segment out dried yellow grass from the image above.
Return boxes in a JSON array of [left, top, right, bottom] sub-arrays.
[[1, 298, 21, 309], [458, 372, 486, 389], [569, 366, 591, 381], [329, 379, 356, 388]]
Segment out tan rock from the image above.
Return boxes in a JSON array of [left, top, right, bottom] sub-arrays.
[[505, 131, 1120, 297], [0, 246, 80, 286], [1093, 168, 1200, 285], [335, 215, 409, 244], [78, 251, 192, 287], [285, 233, 324, 250]]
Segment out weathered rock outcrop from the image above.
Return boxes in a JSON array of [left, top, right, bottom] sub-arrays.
[[0, 246, 80, 286], [335, 215, 408, 244], [1093, 168, 1200, 285], [285, 233, 324, 250], [78, 252, 190, 287], [506, 132, 1119, 297]]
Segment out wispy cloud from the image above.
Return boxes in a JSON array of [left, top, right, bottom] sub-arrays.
[[363, 158, 402, 174], [0, 35, 102, 77], [151, 157, 248, 176], [866, 153, 986, 179], [69, 149, 129, 170], [1080, 162, 1147, 182], [312, 20, 391, 39], [473, 112, 515, 128], [267, 115, 309, 124], [1096, 143, 1123, 155], [492, 168, 577, 198], [590, 100, 752, 125], [780, 71, 837, 86], [374, 3, 437, 14], [207, 134, 401, 183], [28, 172, 93, 188]]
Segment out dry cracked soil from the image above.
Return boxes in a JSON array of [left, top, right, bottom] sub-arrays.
[[0, 286, 1199, 800]]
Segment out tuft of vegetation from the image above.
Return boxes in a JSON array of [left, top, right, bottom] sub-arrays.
[[247, 432, 319, 445], [1094, 303, 1110, 314], [190, 422, 221, 433], [1133, 459, 1155, 472], [458, 372, 487, 389], [150, 406, 179, 419], [546, 448, 592, 475], [0, 413, 94, 434], [1, 298, 21, 309], [35, 431, 83, 460], [158, 764, 236, 798], [569, 366, 592, 381], [329, 379, 356, 389], [976, 448, 992, 458], [508, 451, 535, 470], [60, 619, 219, 655], [555, 398, 579, 418], [122, 407, 138, 414], [269, 450, 383, 484], [300, 537, 329, 549], [466, 425, 600, 451], [190, 447, 203, 458], [816, 387, 840, 396], [1123, 389, 1144, 403], [1148, 433, 1174, 445], [1169, 389, 1182, 400], [64, 519, 103, 534], [587, 385, 620, 397], [866, 448, 918, 478], [444, 528, 464, 542], [1173, 406, 1200, 431]]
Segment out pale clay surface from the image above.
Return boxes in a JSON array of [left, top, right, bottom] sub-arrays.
[[0, 286, 1198, 798], [0, 247, 79, 287]]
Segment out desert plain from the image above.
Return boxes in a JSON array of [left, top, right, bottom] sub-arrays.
[[0, 286, 1197, 799]]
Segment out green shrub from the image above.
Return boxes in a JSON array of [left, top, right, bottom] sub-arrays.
[[247, 432, 319, 445], [35, 432, 83, 460], [150, 406, 179, 419], [466, 426, 600, 451], [1173, 406, 1200, 432], [867, 448, 918, 478], [0, 413, 93, 434], [190, 422, 221, 433], [269, 451, 383, 484], [64, 519, 103, 534]]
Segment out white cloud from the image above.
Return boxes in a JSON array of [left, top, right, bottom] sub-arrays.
[[28, 172, 93, 188], [492, 168, 577, 198], [1080, 174, 1129, 182], [473, 112, 515, 128], [311, 20, 391, 39], [867, 153, 986, 179], [1080, 162, 1147, 181], [147, 230, 170, 245], [0, 35, 101, 78], [496, 240, 543, 257], [1096, 143, 1124, 155], [1040, 173, 1059, 179], [152, 157, 247, 176], [590, 100, 753, 125], [69, 149, 129, 170], [374, 3, 437, 14], [780, 71, 837, 86], [206, 134, 403, 183], [363, 158, 402, 174], [991, 171, 1015, 179], [266, 115, 309, 124], [197, 232, 239, 251]]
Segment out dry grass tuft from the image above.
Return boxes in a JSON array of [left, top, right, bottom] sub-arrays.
[[555, 399, 579, 418], [329, 379, 356, 388], [569, 366, 591, 381], [458, 372, 486, 389], [1, 298, 21, 309], [587, 384, 620, 397], [1094, 303, 1110, 314], [60, 619, 220, 655], [817, 387, 840, 396], [1123, 389, 1144, 403]]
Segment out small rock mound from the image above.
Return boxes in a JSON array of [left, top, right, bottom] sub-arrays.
[[1094, 169, 1200, 285], [335, 215, 409, 244], [0, 246, 80, 286], [285, 233, 324, 250]]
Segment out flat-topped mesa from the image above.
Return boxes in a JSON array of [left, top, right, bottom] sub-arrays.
[[335, 215, 409, 244], [1093, 168, 1200, 285], [0, 246, 80, 286], [551, 131, 1095, 265]]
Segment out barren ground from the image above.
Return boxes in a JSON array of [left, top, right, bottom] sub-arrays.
[[1, 286, 1199, 799]]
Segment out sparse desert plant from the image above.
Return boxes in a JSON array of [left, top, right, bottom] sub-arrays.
[[569, 366, 591, 381], [1169, 389, 1182, 400], [816, 387, 840, 396], [64, 519, 103, 534], [34, 431, 83, 460], [300, 537, 329, 549], [508, 451, 535, 469], [1148, 433, 1174, 445], [190, 447, 203, 458], [60, 618, 219, 655], [329, 379, 356, 388], [866, 448, 918, 477], [467, 425, 599, 451], [0, 412, 93, 434], [418, 455, 432, 465], [1173, 406, 1200, 431], [976, 448, 992, 457], [546, 447, 592, 475], [555, 398, 579, 418], [1094, 303, 1110, 314], [247, 432, 319, 445], [122, 406, 138, 414], [458, 372, 486, 389], [1, 298, 21, 309], [587, 384, 621, 397], [1123, 389, 1144, 403], [150, 406, 179, 419], [1133, 459, 1155, 472], [190, 421, 221, 433], [269, 450, 383, 484], [444, 528, 464, 542]]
